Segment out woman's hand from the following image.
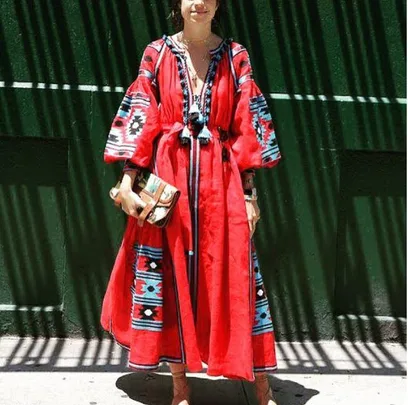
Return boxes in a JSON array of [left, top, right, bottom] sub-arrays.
[[118, 188, 140, 218], [118, 170, 141, 221], [245, 199, 261, 238]]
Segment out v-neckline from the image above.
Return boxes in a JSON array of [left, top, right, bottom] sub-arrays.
[[162, 34, 231, 124], [186, 60, 209, 100], [165, 34, 225, 97]]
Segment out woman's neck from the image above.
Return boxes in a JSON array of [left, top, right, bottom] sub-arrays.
[[182, 22, 212, 42]]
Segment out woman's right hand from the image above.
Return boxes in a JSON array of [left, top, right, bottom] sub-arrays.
[[118, 188, 140, 219], [118, 170, 140, 220]]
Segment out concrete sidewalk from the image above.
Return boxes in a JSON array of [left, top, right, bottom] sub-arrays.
[[0, 337, 406, 405]]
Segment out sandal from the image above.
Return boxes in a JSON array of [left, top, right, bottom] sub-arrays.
[[255, 374, 277, 405], [171, 370, 191, 405]]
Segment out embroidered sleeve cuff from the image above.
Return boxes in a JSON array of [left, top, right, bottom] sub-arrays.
[[123, 160, 143, 173]]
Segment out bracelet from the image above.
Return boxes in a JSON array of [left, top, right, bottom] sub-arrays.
[[123, 160, 142, 173], [244, 188, 257, 201]]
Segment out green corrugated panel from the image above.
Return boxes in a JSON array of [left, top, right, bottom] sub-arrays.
[[0, 0, 405, 341]]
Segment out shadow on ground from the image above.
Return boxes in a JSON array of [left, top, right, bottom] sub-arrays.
[[1, 338, 405, 377], [116, 372, 319, 405]]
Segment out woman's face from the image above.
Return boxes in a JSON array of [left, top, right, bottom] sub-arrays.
[[180, 0, 218, 26]]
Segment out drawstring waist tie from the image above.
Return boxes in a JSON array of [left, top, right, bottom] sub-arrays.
[[161, 122, 229, 146]]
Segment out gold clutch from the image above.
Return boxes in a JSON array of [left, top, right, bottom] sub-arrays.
[[109, 171, 180, 228]]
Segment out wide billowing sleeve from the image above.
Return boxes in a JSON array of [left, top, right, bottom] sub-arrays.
[[230, 45, 281, 172], [103, 41, 163, 168]]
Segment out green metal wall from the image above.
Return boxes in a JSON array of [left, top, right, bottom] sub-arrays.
[[0, 0, 406, 342]]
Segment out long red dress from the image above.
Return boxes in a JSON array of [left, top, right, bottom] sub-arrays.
[[101, 35, 281, 382]]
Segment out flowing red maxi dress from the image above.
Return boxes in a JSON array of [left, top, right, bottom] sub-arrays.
[[101, 35, 281, 382]]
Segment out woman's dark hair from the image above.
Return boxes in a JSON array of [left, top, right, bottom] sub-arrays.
[[170, 0, 225, 33]]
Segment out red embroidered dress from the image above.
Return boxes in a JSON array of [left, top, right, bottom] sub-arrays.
[[101, 35, 281, 382]]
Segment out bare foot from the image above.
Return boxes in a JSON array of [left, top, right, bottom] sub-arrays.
[[170, 364, 190, 405], [255, 374, 277, 405]]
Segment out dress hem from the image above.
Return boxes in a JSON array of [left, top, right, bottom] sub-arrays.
[[104, 329, 278, 377]]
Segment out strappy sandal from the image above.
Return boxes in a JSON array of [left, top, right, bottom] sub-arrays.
[[171, 370, 191, 405], [255, 374, 278, 405]]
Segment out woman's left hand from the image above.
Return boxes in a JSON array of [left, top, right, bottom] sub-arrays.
[[245, 199, 261, 238]]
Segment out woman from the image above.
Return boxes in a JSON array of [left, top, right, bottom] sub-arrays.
[[101, 0, 281, 404]]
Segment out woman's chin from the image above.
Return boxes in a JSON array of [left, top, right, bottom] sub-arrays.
[[189, 13, 211, 24], [190, 19, 211, 26]]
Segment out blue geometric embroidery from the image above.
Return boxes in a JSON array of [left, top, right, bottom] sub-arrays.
[[118, 94, 132, 118], [249, 95, 280, 165], [253, 302, 274, 335], [249, 95, 272, 146], [252, 250, 274, 336], [126, 108, 147, 140], [133, 92, 151, 107], [141, 278, 162, 299], [131, 304, 163, 332], [134, 244, 163, 260], [261, 134, 279, 163], [132, 271, 163, 307], [131, 245, 164, 332]]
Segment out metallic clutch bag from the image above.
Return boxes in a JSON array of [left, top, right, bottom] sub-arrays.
[[109, 171, 180, 228]]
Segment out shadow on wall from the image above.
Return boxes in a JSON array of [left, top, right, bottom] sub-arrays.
[[224, 0, 406, 344], [0, 0, 162, 338], [0, 0, 405, 354]]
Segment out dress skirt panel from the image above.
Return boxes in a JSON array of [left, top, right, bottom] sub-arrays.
[[101, 218, 186, 369], [100, 217, 277, 379]]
